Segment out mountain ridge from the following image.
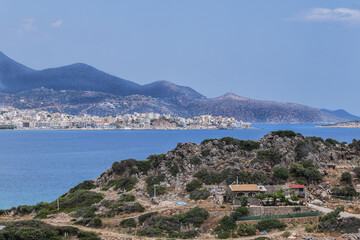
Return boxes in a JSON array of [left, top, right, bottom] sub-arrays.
[[0, 50, 358, 123]]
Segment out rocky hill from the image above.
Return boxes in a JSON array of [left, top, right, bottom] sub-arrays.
[[0, 50, 358, 123], [2, 131, 360, 239]]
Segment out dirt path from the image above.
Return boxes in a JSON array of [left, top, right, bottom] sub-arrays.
[[309, 204, 360, 218]]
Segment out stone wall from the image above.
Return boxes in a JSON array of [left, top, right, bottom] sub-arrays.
[[246, 206, 312, 216]]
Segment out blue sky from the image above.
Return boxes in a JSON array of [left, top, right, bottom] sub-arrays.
[[1, 0, 360, 115]]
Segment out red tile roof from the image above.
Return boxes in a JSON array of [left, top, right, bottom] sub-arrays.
[[229, 184, 260, 192], [290, 185, 305, 189]]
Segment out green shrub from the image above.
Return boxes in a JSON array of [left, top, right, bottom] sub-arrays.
[[105, 178, 138, 192], [170, 165, 179, 176], [219, 137, 260, 151], [75, 218, 102, 228], [341, 172, 352, 184], [354, 167, 360, 177], [331, 186, 357, 197], [219, 216, 236, 231], [290, 162, 322, 184], [201, 149, 211, 156], [146, 175, 166, 196], [230, 206, 249, 221], [237, 196, 248, 206], [77, 231, 101, 240], [319, 206, 344, 231], [215, 228, 230, 239], [186, 179, 203, 192], [256, 219, 287, 232], [174, 207, 210, 227], [339, 217, 360, 233], [190, 157, 201, 165], [194, 169, 223, 185], [190, 189, 210, 200], [112, 159, 137, 174], [138, 211, 158, 224], [120, 218, 137, 228], [325, 138, 340, 145], [147, 154, 166, 168], [136, 160, 152, 174], [255, 148, 282, 165], [69, 180, 96, 193], [237, 223, 256, 236], [282, 231, 291, 237], [119, 194, 135, 202], [271, 130, 297, 138], [273, 167, 289, 183]]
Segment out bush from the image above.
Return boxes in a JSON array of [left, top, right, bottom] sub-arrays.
[[256, 219, 287, 232], [119, 194, 135, 202], [219, 137, 260, 151], [354, 167, 360, 177], [186, 179, 203, 192], [237, 223, 256, 236], [282, 231, 291, 237], [194, 169, 223, 185], [69, 180, 96, 193], [146, 175, 166, 196], [190, 189, 210, 200], [237, 196, 248, 206], [120, 218, 137, 228], [112, 159, 137, 174], [341, 172, 352, 184], [201, 149, 211, 156], [273, 167, 289, 183], [339, 217, 360, 233], [170, 164, 179, 176], [271, 130, 297, 138], [190, 157, 201, 165], [290, 162, 322, 184], [105, 178, 138, 192], [325, 138, 340, 145], [215, 228, 230, 239], [230, 206, 249, 221], [319, 206, 344, 231], [138, 211, 158, 224], [173, 207, 210, 227], [75, 218, 102, 228], [219, 216, 236, 231], [331, 186, 357, 197], [255, 148, 282, 165]]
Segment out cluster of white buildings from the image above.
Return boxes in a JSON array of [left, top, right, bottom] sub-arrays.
[[0, 107, 251, 130]]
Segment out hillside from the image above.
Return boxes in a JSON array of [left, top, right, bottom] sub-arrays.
[[0, 50, 359, 123], [2, 131, 360, 239]]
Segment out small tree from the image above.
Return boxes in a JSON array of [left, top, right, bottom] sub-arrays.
[[341, 172, 352, 184], [230, 206, 249, 221], [237, 196, 248, 206], [273, 167, 289, 183], [237, 223, 256, 236], [353, 167, 360, 178]]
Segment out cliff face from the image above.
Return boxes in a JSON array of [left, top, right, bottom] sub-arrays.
[[95, 131, 360, 201]]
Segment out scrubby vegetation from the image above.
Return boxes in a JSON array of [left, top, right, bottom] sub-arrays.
[[69, 180, 96, 193], [331, 186, 358, 197], [230, 206, 249, 221], [271, 130, 298, 138], [137, 207, 209, 238], [146, 175, 166, 196], [256, 219, 287, 232], [290, 160, 322, 184], [138, 211, 158, 225], [254, 148, 282, 166], [190, 189, 210, 200], [273, 167, 289, 183], [341, 172, 352, 184], [75, 218, 102, 228], [194, 169, 223, 185], [101, 178, 138, 191], [120, 218, 137, 228], [0, 220, 100, 240], [237, 223, 257, 236], [186, 179, 203, 192], [201, 137, 260, 151]]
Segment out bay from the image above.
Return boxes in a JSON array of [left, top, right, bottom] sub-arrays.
[[0, 124, 360, 209]]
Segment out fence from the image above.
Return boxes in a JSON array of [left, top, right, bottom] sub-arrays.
[[237, 211, 322, 221]]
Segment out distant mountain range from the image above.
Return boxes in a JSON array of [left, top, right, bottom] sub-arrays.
[[0, 50, 358, 123]]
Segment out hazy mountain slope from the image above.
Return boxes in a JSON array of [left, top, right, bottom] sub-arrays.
[[141, 80, 205, 99], [0, 51, 204, 100], [182, 93, 345, 123], [0, 51, 35, 90], [321, 109, 360, 121]]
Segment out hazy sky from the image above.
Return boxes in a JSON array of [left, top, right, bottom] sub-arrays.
[[1, 0, 360, 115]]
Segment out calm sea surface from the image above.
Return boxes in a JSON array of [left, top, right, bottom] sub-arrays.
[[0, 124, 360, 209]]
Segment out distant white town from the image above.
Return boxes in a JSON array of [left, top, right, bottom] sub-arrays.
[[0, 107, 251, 130]]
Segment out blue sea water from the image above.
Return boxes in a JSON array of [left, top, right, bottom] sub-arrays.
[[0, 124, 360, 209]]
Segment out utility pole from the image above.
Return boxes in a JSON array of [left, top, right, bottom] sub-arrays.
[[154, 186, 156, 199], [236, 176, 238, 185], [57, 198, 60, 210]]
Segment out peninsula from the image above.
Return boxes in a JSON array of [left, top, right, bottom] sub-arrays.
[[1, 130, 360, 239]]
